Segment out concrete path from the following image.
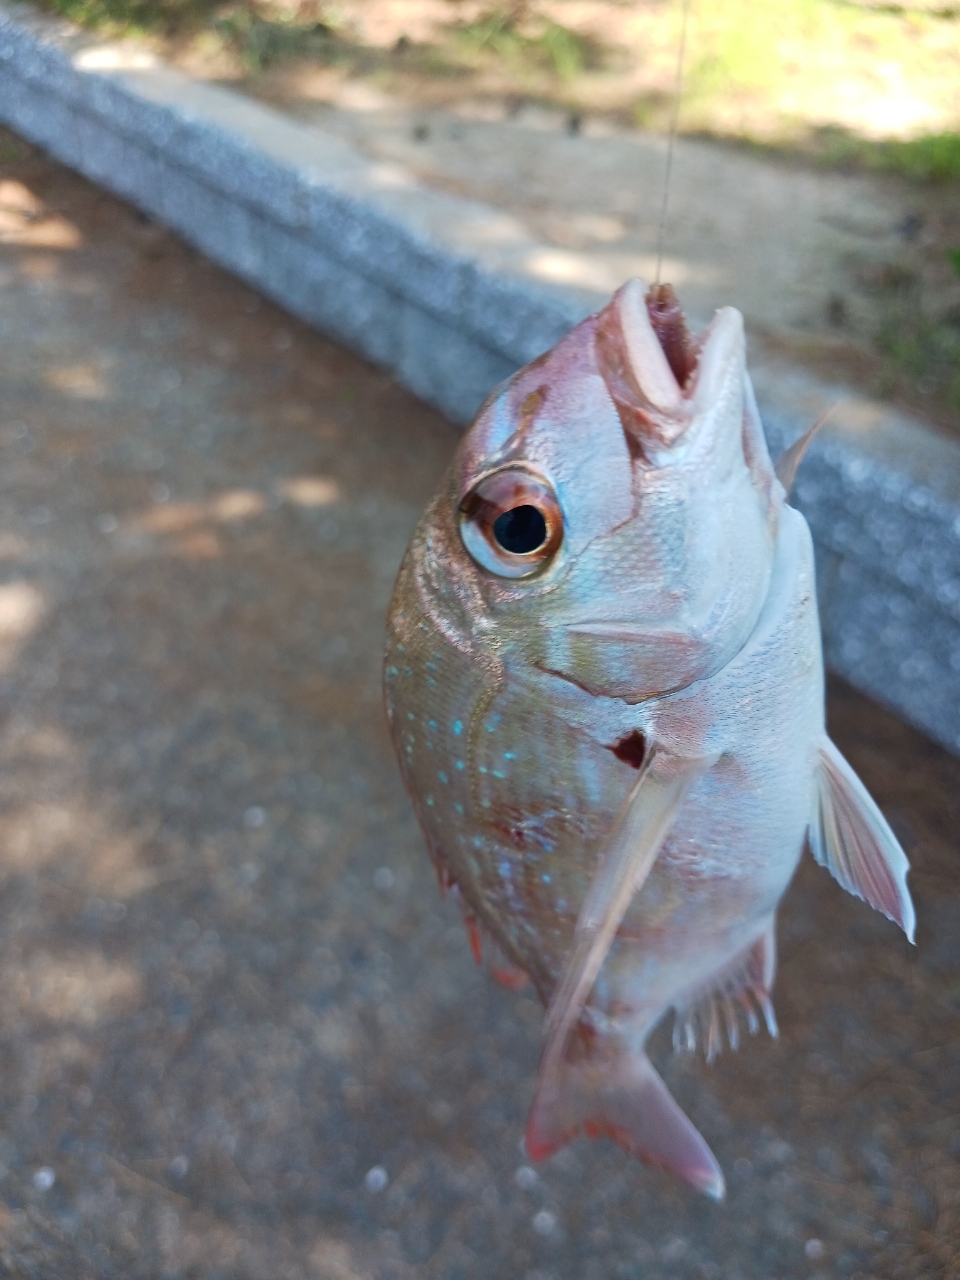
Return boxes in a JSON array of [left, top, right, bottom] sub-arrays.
[[0, 132, 956, 1279]]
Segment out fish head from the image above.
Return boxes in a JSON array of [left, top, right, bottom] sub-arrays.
[[409, 279, 781, 705]]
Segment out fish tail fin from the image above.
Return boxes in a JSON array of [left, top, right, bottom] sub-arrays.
[[525, 1032, 725, 1200]]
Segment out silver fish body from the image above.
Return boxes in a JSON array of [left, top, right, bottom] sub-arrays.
[[384, 280, 914, 1198]]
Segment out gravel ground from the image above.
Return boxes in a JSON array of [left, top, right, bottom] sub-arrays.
[[0, 132, 957, 1280]]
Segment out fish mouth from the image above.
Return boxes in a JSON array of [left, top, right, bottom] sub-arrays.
[[595, 278, 744, 454]]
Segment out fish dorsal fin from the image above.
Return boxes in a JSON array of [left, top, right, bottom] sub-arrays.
[[540, 748, 712, 1090], [774, 403, 840, 495], [810, 738, 916, 942], [673, 918, 778, 1063]]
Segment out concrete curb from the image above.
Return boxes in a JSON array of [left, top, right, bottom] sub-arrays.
[[1, 4, 959, 754]]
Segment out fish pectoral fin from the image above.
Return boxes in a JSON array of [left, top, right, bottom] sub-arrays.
[[672, 917, 779, 1062], [526, 1039, 724, 1200], [810, 738, 916, 942], [540, 748, 712, 1092]]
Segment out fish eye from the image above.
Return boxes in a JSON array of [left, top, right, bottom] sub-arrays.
[[458, 468, 563, 579]]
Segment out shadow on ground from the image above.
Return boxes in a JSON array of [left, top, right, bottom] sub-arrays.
[[0, 133, 956, 1279]]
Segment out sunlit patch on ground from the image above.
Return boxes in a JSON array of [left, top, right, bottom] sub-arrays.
[[0, 179, 84, 249], [11, 952, 143, 1027]]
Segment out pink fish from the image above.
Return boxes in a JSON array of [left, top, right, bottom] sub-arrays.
[[383, 279, 914, 1198]]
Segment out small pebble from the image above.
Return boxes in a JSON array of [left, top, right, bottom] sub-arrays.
[[168, 1155, 189, 1178], [33, 1167, 55, 1192], [364, 1165, 388, 1193], [243, 806, 266, 829], [95, 513, 118, 534], [514, 1165, 538, 1190], [805, 1238, 825, 1261], [150, 482, 171, 503], [373, 867, 394, 891], [532, 1210, 556, 1236]]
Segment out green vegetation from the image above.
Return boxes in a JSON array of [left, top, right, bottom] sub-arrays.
[[806, 127, 960, 182], [453, 9, 604, 82], [35, 0, 220, 38], [877, 310, 960, 414]]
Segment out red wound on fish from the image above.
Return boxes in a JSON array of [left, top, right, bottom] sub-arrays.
[[645, 283, 698, 389], [609, 730, 646, 770]]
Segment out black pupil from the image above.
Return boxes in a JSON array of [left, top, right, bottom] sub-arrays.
[[492, 505, 547, 555]]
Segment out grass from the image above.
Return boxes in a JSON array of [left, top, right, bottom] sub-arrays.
[[452, 9, 606, 82], [35, 0, 221, 38], [799, 126, 960, 181], [864, 251, 960, 416], [877, 310, 960, 412]]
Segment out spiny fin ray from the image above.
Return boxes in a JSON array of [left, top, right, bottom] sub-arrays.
[[673, 919, 778, 1062]]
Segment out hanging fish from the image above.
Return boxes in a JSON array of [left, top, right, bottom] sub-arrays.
[[383, 279, 914, 1199]]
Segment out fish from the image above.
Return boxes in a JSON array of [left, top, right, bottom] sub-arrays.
[[383, 278, 915, 1199]]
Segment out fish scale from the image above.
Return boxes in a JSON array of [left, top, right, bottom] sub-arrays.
[[384, 278, 915, 1199]]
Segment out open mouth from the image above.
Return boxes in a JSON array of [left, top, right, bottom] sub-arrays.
[[595, 278, 744, 454]]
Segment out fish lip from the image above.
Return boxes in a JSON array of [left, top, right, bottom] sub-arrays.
[[616, 278, 684, 415], [685, 306, 745, 412]]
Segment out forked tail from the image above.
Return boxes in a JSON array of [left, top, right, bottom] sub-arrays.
[[525, 1031, 725, 1200]]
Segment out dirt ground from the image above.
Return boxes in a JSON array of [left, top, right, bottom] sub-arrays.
[[0, 134, 958, 1279], [244, 77, 960, 428]]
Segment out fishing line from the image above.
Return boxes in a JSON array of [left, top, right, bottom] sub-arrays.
[[654, 0, 692, 285]]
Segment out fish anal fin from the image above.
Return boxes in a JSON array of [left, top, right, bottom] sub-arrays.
[[811, 739, 916, 943], [525, 1031, 725, 1200], [673, 919, 779, 1063]]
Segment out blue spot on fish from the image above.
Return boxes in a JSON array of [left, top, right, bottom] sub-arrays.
[[455, 761, 465, 770], [454, 803, 463, 815], [542, 874, 551, 883], [453, 720, 463, 736], [492, 770, 506, 779], [426, 796, 434, 807], [503, 751, 516, 760], [438, 771, 448, 784]]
